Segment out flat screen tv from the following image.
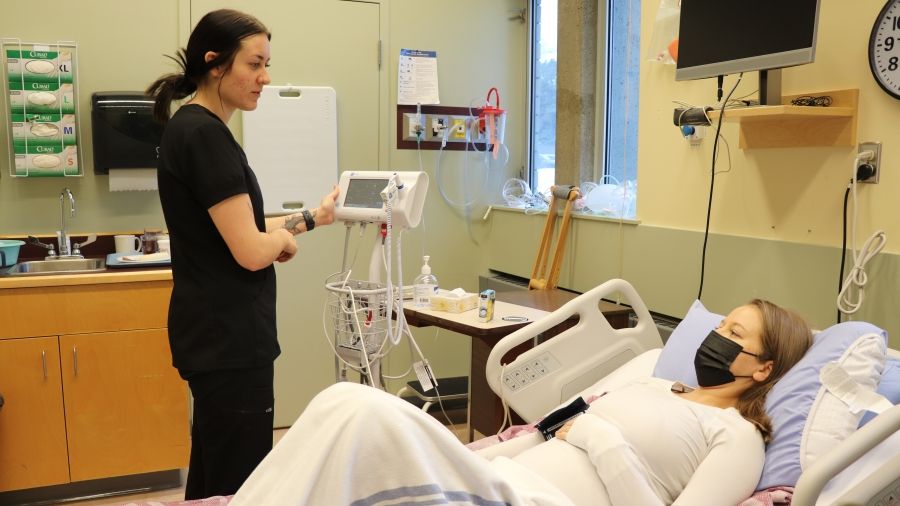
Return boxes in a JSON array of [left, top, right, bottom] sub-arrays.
[[675, 0, 821, 104]]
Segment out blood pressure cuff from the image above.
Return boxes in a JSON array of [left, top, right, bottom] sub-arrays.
[[535, 396, 590, 440]]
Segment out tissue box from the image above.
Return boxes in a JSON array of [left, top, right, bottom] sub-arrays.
[[430, 291, 478, 313]]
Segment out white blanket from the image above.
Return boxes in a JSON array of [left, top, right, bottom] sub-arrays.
[[231, 382, 573, 506]]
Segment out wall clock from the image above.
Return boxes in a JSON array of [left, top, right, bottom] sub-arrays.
[[869, 0, 900, 99]]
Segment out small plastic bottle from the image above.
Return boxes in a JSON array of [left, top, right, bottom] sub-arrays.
[[413, 255, 439, 308]]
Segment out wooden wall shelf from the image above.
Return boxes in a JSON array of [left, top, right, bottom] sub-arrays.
[[707, 88, 858, 149]]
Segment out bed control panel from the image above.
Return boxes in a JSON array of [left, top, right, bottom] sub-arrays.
[[502, 352, 561, 391]]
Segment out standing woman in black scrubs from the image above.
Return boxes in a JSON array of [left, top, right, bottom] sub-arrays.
[[146, 9, 340, 499]]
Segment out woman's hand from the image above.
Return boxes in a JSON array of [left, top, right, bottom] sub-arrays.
[[275, 228, 297, 263], [555, 418, 577, 441], [314, 185, 341, 227]]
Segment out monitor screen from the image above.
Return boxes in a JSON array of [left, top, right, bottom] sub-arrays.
[[343, 178, 387, 209], [675, 0, 820, 81]]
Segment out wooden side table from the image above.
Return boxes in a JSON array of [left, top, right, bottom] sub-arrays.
[[403, 288, 632, 440]]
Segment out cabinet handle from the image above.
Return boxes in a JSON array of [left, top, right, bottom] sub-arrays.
[[73, 346, 78, 376], [0, 393, 4, 409], [42, 350, 48, 380]]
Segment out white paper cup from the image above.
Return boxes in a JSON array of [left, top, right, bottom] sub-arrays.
[[157, 238, 170, 253]]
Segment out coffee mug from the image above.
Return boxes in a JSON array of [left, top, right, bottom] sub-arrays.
[[114, 234, 142, 254], [157, 238, 170, 254]]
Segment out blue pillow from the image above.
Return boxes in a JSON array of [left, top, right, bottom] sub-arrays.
[[651, 299, 722, 387], [858, 357, 900, 427], [758, 322, 887, 490]]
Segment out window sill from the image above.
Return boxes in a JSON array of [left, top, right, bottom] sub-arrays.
[[488, 205, 641, 226]]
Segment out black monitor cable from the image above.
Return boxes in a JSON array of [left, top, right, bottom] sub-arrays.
[[716, 75, 724, 103], [837, 183, 851, 323], [697, 73, 742, 301]]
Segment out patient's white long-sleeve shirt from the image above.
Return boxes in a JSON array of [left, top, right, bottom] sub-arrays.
[[510, 377, 765, 505]]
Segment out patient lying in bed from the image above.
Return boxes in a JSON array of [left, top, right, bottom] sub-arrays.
[[229, 299, 811, 506]]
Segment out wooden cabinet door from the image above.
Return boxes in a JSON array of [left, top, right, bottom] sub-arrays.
[[0, 337, 69, 492], [59, 329, 189, 482]]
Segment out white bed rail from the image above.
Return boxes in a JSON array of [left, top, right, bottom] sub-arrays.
[[793, 402, 900, 506], [485, 279, 664, 422]]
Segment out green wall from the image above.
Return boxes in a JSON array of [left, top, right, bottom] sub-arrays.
[[0, 0, 182, 235], [0, 0, 527, 426]]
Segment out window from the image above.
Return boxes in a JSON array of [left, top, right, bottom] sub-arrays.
[[603, 0, 641, 189], [529, 0, 557, 196], [528, 0, 641, 218]]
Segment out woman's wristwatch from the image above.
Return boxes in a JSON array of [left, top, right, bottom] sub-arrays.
[[301, 208, 315, 231], [283, 208, 315, 233]]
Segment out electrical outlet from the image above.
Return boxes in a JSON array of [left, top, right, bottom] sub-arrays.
[[858, 141, 882, 184], [681, 125, 706, 146]]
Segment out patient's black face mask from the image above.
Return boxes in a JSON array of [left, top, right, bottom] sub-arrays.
[[694, 330, 759, 387]]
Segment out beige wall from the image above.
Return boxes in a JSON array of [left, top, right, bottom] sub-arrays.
[[635, 1, 900, 338], [0, 0, 527, 425], [484, 2, 900, 349], [639, 3, 898, 245]]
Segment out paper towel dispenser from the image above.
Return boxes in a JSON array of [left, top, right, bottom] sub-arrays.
[[91, 91, 163, 174]]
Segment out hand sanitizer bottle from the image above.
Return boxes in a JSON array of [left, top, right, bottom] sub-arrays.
[[413, 255, 439, 308]]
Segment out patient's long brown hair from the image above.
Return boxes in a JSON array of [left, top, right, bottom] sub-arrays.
[[737, 299, 812, 443]]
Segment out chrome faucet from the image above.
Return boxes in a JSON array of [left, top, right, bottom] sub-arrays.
[[58, 188, 76, 257]]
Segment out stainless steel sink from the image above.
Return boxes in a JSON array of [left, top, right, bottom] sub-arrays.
[[1, 258, 106, 276]]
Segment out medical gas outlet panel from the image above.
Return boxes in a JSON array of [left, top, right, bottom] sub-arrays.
[[401, 112, 485, 144], [396, 104, 495, 151]]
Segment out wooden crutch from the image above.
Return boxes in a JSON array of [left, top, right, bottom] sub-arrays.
[[529, 185, 580, 290]]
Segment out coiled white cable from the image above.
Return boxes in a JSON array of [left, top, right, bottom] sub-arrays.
[[837, 231, 886, 316], [837, 151, 887, 316]]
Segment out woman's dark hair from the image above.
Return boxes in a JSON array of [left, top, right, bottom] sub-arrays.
[[146, 9, 270, 124], [736, 299, 812, 443]]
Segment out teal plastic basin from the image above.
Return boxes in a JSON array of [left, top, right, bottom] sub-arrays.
[[0, 240, 24, 268]]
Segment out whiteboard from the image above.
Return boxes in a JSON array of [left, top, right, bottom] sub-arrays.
[[242, 85, 338, 215]]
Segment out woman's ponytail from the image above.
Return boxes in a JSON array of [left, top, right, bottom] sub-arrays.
[[146, 49, 196, 125], [146, 10, 270, 125]]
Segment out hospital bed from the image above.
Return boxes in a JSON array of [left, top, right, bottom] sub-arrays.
[[483, 278, 900, 506], [125, 278, 898, 506]]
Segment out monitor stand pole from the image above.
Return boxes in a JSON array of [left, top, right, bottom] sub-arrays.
[[759, 69, 782, 106]]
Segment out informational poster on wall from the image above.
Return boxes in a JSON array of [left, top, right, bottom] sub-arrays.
[[2, 40, 81, 177], [397, 48, 440, 105]]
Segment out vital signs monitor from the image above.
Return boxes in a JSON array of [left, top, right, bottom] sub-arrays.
[[335, 171, 429, 229]]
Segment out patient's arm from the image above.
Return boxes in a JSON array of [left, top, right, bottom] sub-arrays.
[[672, 417, 765, 505], [564, 415, 665, 505]]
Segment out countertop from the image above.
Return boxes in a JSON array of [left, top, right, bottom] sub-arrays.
[[0, 267, 172, 290]]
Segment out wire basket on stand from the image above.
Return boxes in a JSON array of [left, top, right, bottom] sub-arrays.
[[326, 276, 391, 368]]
